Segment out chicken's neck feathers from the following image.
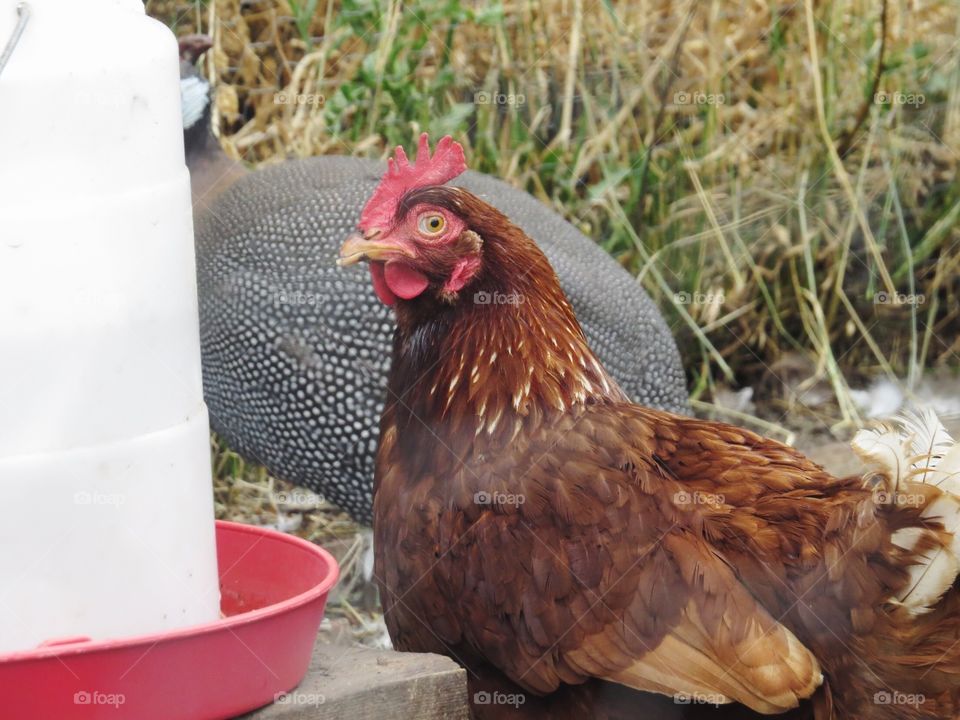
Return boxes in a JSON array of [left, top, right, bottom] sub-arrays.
[[388, 222, 625, 451]]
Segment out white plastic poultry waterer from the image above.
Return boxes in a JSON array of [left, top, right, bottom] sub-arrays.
[[0, 0, 221, 652]]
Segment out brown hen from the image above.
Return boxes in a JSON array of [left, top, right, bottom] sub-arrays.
[[338, 135, 960, 719]]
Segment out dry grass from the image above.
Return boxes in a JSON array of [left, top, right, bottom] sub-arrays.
[[152, 0, 960, 432]]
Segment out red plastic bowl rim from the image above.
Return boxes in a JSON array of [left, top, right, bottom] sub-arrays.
[[0, 520, 340, 662]]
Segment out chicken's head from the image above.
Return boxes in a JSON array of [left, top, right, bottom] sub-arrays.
[[338, 134, 486, 306]]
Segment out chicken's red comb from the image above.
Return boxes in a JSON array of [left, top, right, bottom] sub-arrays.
[[358, 133, 467, 231]]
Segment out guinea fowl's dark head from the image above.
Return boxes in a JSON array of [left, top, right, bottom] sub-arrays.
[[177, 33, 247, 210]]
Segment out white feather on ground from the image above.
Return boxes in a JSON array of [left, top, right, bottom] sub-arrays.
[[851, 377, 960, 421], [850, 378, 905, 419]]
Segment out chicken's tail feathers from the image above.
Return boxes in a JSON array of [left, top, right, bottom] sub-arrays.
[[852, 408, 960, 614], [853, 407, 960, 493]]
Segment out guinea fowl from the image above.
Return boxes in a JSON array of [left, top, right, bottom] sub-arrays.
[[181, 51, 688, 523], [178, 35, 245, 212], [343, 135, 960, 719]]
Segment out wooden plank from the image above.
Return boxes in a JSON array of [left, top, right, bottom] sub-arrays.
[[244, 641, 469, 720]]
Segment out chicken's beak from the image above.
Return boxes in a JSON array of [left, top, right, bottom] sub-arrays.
[[338, 231, 414, 267]]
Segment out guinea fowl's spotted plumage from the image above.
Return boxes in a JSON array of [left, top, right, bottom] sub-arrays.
[[194, 157, 687, 523]]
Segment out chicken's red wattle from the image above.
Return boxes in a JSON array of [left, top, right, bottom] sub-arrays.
[[368, 261, 395, 305], [369, 261, 429, 305]]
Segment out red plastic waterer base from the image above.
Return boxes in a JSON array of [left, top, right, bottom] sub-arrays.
[[0, 520, 340, 719]]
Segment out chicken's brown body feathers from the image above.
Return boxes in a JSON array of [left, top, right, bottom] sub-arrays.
[[372, 188, 960, 719]]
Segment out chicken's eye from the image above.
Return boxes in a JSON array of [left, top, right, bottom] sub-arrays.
[[418, 213, 446, 236]]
